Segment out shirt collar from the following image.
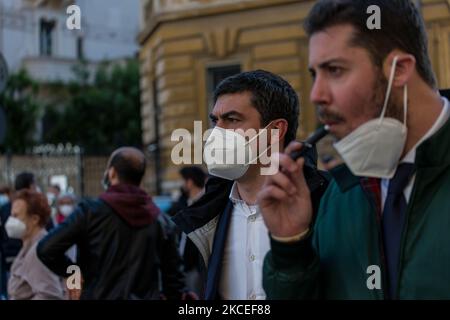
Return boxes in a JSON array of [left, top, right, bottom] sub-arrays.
[[228, 182, 259, 209], [229, 182, 243, 205], [401, 96, 450, 164]]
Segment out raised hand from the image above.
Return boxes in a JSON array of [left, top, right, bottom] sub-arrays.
[[257, 141, 313, 238]]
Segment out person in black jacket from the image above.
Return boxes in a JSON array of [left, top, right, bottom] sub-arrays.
[[173, 70, 329, 300], [168, 166, 206, 298], [37, 147, 187, 300]]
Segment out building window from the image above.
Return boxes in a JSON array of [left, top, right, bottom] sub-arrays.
[[206, 64, 241, 122], [77, 37, 84, 60], [40, 19, 55, 57]]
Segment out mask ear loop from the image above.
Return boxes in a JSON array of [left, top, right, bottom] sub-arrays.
[[245, 121, 274, 164], [248, 143, 272, 164], [402, 84, 408, 132], [244, 121, 273, 146], [378, 56, 399, 126]]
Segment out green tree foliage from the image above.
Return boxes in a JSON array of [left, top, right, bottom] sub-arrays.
[[44, 59, 142, 154], [0, 69, 41, 153]]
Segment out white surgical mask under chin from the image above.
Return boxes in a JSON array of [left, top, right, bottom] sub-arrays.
[[203, 123, 272, 181], [334, 56, 408, 179], [5, 216, 27, 239]]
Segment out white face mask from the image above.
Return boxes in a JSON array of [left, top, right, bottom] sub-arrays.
[[334, 56, 408, 179], [5, 216, 27, 239], [59, 204, 74, 217], [203, 123, 272, 180], [46, 193, 56, 205]]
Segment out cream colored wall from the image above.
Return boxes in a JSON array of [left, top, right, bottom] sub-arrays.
[[423, 0, 450, 88]]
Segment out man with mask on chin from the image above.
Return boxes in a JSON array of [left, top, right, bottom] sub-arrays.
[[258, 0, 450, 300], [37, 147, 188, 300], [173, 70, 329, 300]]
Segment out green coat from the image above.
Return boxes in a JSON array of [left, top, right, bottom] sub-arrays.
[[263, 113, 450, 300]]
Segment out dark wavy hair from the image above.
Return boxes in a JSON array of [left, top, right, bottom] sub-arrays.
[[214, 70, 300, 147], [304, 0, 436, 88]]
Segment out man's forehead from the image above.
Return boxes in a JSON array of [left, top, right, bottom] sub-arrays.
[[212, 91, 253, 115], [308, 24, 357, 66]]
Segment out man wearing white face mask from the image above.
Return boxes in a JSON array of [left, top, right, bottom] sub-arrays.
[[54, 193, 77, 262], [259, 0, 450, 300], [173, 70, 329, 300], [54, 193, 76, 226]]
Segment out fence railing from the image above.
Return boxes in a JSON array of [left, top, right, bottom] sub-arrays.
[[0, 151, 159, 198]]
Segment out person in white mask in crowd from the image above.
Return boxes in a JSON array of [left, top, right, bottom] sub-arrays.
[[54, 193, 76, 226], [6, 190, 65, 299], [0, 186, 11, 299], [172, 70, 329, 300], [46, 184, 60, 224], [258, 0, 450, 300], [54, 193, 78, 262], [0, 187, 11, 208], [46, 184, 60, 207]]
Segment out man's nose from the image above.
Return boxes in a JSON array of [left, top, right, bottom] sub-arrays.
[[310, 76, 331, 106], [215, 119, 225, 128]]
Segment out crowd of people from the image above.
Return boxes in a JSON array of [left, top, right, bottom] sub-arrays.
[[0, 152, 202, 300], [1, 0, 450, 300]]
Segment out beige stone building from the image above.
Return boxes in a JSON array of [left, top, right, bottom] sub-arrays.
[[139, 0, 450, 194]]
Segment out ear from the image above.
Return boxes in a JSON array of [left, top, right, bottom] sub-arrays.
[[268, 119, 289, 146], [30, 214, 40, 228], [383, 51, 416, 88], [109, 167, 119, 185], [185, 179, 193, 190]]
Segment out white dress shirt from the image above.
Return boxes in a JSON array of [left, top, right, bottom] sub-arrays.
[[381, 97, 450, 208], [218, 182, 270, 300]]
